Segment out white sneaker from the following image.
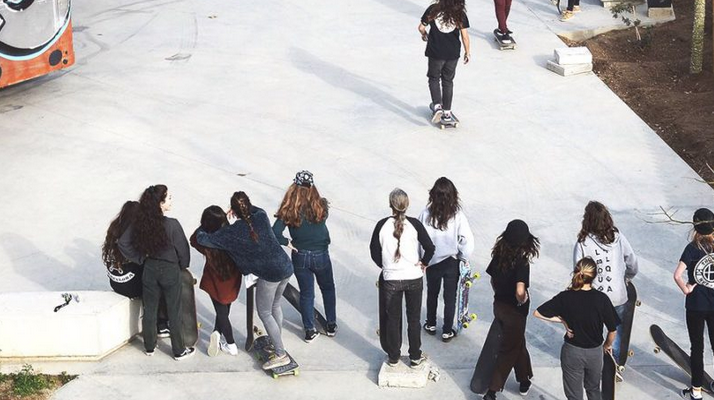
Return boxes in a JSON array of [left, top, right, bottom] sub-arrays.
[[220, 341, 239, 356], [262, 354, 291, 370], [207, 331, 220, 357]]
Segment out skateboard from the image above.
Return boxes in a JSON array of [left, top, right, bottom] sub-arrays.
[[602, 281, 639, 400], [493, 29, 516, 51], [180, 269, 199, 347], [252, 330, 300, 379], [429, 102, 459, 129], [245, 285, 257, 351], [282, 282, 328, 334], [456, 261, 479, 333], [470, 319, 504, 394], [651, 324, 714, 393]]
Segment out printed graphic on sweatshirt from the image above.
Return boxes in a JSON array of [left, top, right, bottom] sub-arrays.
[[434, 13, 456, 33], [693, 253, 714, 289], [591, 248, 614, 294]]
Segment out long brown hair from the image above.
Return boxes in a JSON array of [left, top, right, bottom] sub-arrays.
[[426, 177, 460, 231], [275, 183, 328, 227], [577, 201, 618, 244], [427, 0, 467, 29], [231, 191, 258, 242], [570, 257, 597, 290], [692, 231, 714, 253], [390, 188, 409, 262], [491, 231, 540, 271], [199, 206, 238, 281], [102, 201, 139, 269], [132, 185, 169, 257]]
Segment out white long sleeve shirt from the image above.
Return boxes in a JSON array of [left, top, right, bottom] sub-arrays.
[[418, 208, 475, 266]]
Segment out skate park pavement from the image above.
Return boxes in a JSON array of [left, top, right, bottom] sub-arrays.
[[0, 0, 710, 399]]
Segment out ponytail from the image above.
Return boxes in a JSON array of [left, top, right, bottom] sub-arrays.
[[570, 257, 597, 291], [389, 188, 409, 262], [231, 191, 259, 242]]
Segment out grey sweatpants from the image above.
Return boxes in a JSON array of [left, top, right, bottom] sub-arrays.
[[427, 58, 458, 110], [560, 342, 603, 400], [256, 277, 290, 357]]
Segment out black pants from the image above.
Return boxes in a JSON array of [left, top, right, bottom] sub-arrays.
[[686, 310, 714, 388], [490, 301, 533, 391], [427, 58, 459, 110], [211, 298, 235, 344], [142, 258, 185, 355], [425, 257, 459, 334], [566, 0, 580, 12], [381, 277, 423, 362]]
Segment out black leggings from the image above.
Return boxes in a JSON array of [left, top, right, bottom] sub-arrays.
[[425, 257, 460, 333], [686, 310, 714, 388], [211, 298, 235, 344]]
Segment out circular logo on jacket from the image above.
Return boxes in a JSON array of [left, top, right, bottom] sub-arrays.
[[693, 254, 714, 289], [435, 13, 456, 33]]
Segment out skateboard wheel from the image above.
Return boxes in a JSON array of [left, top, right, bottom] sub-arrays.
[[465, 281, 472, 288], [628, 350, 634, 357], [440, 125, 445, 130], [454, 123, 459, 128], [376, 329, 380, 336], [272, 373, 278, 379], [654, 346, 660, 354], [470, 313, 477, 320], [375, 281, 379, 288], [294, 369, 300, 376], [197, 322, 202, 329], [463, 323, 469, 329], [636, 300, 642, 307], [617, 366, 625, 373], [473, 272, 480, 279]]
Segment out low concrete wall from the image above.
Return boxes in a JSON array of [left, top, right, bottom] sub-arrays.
[[0, 291, 141, 361]]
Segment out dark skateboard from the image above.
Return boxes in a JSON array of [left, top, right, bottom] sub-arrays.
[[282, 282, 328, 334], [470, 319, 504, 394], [602, 282, 640, 400], [493, 30, 516, 50], [456, 261, 479, 333], [651, 324, 714, 393], [245, 285, 257, 351], [429, 102, 459, 129], [252, 331, 300, 379], [180, 269, 199, 347]]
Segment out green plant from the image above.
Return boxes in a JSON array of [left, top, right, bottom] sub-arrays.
[[59, 371, 76, 385], [12, 364, 50, 397], [610, 3, 642, 42]]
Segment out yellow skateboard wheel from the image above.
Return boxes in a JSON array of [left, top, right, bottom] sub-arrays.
[[473, 272, 480, 279], [465, 281, 472, 288], [470, 313, 477, 320], [463, 323, 469, 329]]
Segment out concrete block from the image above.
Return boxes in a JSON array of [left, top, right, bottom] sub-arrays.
[[554, 47, 593, 65], [0, 291, 142, 360], [648, 6, 674, 17], [546, 60, 592, 76], [377, 358, 440, 388]]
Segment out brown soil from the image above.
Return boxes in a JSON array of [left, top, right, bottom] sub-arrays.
[[0, 374, 71, 400], [575, 0, 714, 185]]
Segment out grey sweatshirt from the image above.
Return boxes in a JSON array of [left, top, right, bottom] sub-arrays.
[[118, 217, 191, 268], [573, 232, 638, 307]]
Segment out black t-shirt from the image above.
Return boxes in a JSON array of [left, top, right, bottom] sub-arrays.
[[486, 257, 530, 314], [108, 262, 143, 298], [537, 289, 620, 349], [421, 5, 469, 60], [681, 242, 714, 311]]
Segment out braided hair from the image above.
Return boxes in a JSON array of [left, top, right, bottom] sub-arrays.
[[389, 188, 410, 262], [231, 191, 259, 242]]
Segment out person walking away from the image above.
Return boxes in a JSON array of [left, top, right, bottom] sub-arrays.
[[370, 188, 435, 367], [418, 177, 474, 342], [535, 257, 619, 400], [483, 219, 539, 400], [673, 208, 714, 400], [273, 170, 337, 342], [418, 0, 470, 125]]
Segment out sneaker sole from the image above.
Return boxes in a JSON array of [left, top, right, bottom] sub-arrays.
[[208, 332, 220, 357], [431, 111, 443, 124], [304, 333, 320, 343], [174, 350, 195, 361], [263, 357, 291, 370]]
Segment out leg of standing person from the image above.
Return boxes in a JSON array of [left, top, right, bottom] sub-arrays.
[[156, 260, 186, 357], [583, 346, 603, 400], [425, 260, 444, 331], [427, 58, 446, 107], [313, 250, 337, 332], [157, 294, 170, 336], [440, 59, 458, 113], [489, 302, 532, 391], [292, 251, 316, 333], [256, 277, 291, 368], [687, 310, 707, 389], [383, 280, 405, 363], [441, 257, 460, 336], [494, 0, 508, 33], [561, 342, 586, 400], [611, 304, 626, 364], [141, 260, 161, 354], [503, 0, 513, 31], [211, 298, 235, 344], [404, 277, 424, 363]]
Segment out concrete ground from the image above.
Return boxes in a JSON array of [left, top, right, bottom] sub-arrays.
[[0, 0, 709, 399]]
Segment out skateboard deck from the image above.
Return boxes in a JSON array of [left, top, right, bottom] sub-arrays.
[[493, 30, 516, 50], [602, 282, 639, 400], [429, 103, 459, 129], [245, 285, 257, 351], [282, 282, 328, 334], [180, 269, 199, 347], [252, 332, 299, 379], [651, 324, 714, 393], [470, 319, 504, 394], [456, 261, 479, 333]]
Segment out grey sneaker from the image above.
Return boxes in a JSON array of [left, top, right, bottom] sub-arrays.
[[207, 331, 220, 357], [326, 323, 338, 337], [262, 354, 291, 370], [430, 103, 443, 123], [442, 330, 456, 342], [410, 353, 427, 367]]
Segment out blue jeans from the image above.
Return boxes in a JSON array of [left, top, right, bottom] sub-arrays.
[[612, 304, 627, 363], [291, 249, 337, 331]]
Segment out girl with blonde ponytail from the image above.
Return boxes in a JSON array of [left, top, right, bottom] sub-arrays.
[[370, 188, 435, 367], [535, 257, 619, 400]]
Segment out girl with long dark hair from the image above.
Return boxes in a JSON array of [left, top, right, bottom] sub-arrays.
[[418, 0, 470, 126], [370, 188, 435, 367], [273, 171, 337, 342], [190, 206, 242, 357], [535, 258, 619, 400], [574, 201, 638, 367], [483, 220, 539, 400], [196, 191, 294, 370], [418, 177, 474, 342], [674, 208, 714, 400], [118, 185, 194, 360]]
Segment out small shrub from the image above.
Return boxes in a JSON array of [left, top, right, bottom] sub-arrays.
[[12, 364, 50, 397], [611, 2, 643, 42], [59, 371, 77, 385]]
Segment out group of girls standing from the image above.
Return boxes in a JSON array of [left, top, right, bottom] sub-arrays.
[[102, 171, 338, 369]]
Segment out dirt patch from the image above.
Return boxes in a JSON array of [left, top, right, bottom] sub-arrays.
[[576, 0, 714, 185], [0, 368, 75, 400]]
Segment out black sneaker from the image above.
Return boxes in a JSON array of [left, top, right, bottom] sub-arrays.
[[423, 323, 436, 335], [442, 330, 456, 342], [493, 28, 504, 37], [682, 387, 703, 399], [483, 390, 497, 400], [144, 349, 155, 357], [173, 347, 195, 361], [305, 329, 319, 343], [157, 327, 170, 338], [410, 353, 427, 367], [519, 380, 532, 395], [387, 358, 399, 367], [501, 34, 513, 43], [326, 323, 338, 337]]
